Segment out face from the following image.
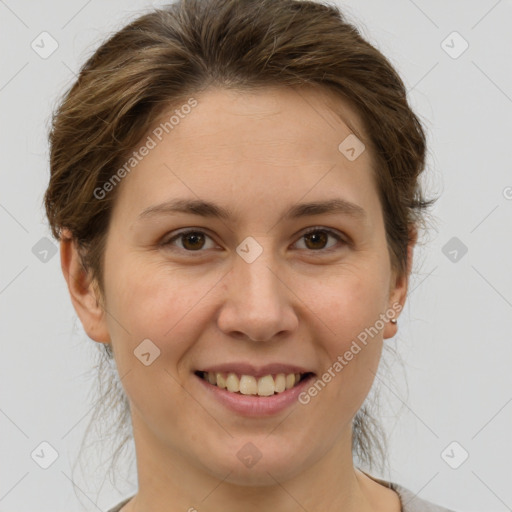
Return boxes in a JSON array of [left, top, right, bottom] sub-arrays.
[[68, 86, 408, 486]]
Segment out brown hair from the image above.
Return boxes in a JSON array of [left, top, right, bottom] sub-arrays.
[[44, 0, 436, 483]]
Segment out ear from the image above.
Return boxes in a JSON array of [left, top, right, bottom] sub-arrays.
[[383, 225, 417, 340], [60, 228, 110, 344]]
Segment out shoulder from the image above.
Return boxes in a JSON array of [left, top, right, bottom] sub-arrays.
[[391, 482, 456, 512], [361, 470, 457, 512], [106, 496, 133, 512]]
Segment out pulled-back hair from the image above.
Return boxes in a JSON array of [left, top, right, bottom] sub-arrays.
[[44, 0, 435, 487]]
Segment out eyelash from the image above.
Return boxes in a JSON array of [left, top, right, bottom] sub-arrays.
[[161, 227, 348, 255]]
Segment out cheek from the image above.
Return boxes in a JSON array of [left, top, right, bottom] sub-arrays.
[[306, 265, 388, 406], [101, 261, 213, 433], [311, 264, 389, 347], [103, 256, 224, 370]]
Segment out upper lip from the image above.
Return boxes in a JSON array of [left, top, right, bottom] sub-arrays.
[[196, 363, 315, 379]]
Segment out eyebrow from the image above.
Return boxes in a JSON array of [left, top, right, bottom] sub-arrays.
[[138, 198, 366, 225], [137, 197, 367, 222]]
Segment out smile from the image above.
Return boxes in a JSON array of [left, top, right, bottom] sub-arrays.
[[195, 371, 314, 397]]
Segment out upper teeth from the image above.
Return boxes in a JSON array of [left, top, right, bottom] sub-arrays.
[[202, 372, 304, 396]]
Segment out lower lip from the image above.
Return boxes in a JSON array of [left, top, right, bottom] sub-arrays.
[[194, 373, 315, 417]]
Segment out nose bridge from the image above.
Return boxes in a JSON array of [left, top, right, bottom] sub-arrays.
[[236, 235, 283, 307], [216, 236, 297, 341], [239, 248, 280, 300]]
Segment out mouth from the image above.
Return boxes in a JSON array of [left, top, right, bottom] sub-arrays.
[[194, 370, 315, 397]]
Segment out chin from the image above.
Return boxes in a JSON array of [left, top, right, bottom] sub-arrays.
[[196, 437, 312, 486]]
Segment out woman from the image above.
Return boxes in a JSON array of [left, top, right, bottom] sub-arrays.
[[44, 0, 456, 510]]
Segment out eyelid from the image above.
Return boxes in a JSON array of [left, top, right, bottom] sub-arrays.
[[161, 228, 220, 252], [294, 226, 347, 251], [161, 226, 348, 253]]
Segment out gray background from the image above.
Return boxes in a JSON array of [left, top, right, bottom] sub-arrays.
[[1, 0, 511, 510]]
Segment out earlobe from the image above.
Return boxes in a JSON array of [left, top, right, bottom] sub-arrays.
[[60, 229, 110, 344], [383, 272, 406, 340], [383, 225, 418, 339]]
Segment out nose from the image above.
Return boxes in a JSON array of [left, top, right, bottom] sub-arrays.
[[216, 245, 298, 342]]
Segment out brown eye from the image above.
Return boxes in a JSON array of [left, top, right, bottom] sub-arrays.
[[163, 230, 216, 252], [181, 232, 206, 250], [295, 228, 345, 252], [303, 231, 329, 250]]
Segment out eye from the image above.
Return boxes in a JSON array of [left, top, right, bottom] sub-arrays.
[[161, 227, 347, 254], [162, 229, 218, 252], [293, 227, 346, 252]]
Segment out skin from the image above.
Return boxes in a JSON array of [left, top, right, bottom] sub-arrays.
[[61, 85, 416, 512]]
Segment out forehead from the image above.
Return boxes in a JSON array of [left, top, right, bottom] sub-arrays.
[[110, 85, 380, 226], [167, 85, 369, 155]]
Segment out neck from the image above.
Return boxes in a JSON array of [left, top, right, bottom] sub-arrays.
[[123, 413, 386, 512]]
